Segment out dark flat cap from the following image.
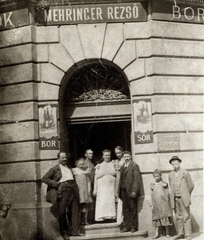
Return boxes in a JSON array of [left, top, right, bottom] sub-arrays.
[[169, 156, 182, 164]]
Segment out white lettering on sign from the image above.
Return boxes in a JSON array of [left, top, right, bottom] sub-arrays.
[[107, 6, 138, 20], [44, 5, 140, 23], [198, 8, 204, 21], [0, 12, 13, 27], [172, 2, 204, 22], [137, 134, 151, 142], [45, 7, 104, 22], [41, 140, 57, 148]]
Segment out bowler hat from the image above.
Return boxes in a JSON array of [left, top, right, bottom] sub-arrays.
[[169, 156, 182, 164]]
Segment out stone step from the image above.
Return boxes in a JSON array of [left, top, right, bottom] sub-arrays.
[[55, 223, 148, 240], [81, 223, 120, 235], [69, 231, 148, 240]]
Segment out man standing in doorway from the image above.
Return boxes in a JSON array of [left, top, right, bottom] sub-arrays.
[[84, 149, 95, 224], [119, 151, 141, 233], [168, 156, 194, 240], [42, 152, 84, 240]]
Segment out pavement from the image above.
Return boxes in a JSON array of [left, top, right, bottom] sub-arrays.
[[146, 232, 203, 240]]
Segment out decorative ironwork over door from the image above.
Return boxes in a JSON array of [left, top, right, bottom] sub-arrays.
[[64, 61, 130, 104]]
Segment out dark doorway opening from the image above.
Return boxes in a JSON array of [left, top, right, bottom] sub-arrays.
[[67, 121, 131, 166]]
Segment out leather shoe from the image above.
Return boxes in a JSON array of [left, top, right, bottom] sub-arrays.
[[173, 235, 185, 240], [131, 228, 136, 233], [71, 232, 85, 236], [120, 228, 130, 233], [152, 234, 160, 239], [61, 234, 70, 240]]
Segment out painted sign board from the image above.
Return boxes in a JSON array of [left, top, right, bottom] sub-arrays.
[[38, 104, 59, 150], [38, 2, 147, 25], [0, 8, 30, 30], [157, 134, 180, 151], [133, 99, 153, 144], [152, 0, 204, 24]]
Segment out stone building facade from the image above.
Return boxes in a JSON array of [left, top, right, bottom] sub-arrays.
[[0, 0, 203, 239]]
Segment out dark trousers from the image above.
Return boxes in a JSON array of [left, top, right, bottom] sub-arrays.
[[121, 188, 138, 230], [57, 185, 80, 234]]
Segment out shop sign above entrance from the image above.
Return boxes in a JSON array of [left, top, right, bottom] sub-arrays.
[[0, 8, 30, 30], [152, 0, 204, 24], [40, 2, 147, 25]]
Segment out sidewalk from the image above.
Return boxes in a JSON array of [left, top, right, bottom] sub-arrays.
[[146, 232, 203, 240]]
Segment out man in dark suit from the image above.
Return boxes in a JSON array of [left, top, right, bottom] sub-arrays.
[[42, 152, 84, 240], [119, 151, 141, 233], [84, 149, 95, 224], [168, 156, 194, 240]]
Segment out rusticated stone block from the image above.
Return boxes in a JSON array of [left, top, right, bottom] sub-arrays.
[[34, 44, 49, 62], [0, 44, 33, 67], [151, 21, 204, 40], [0, 83, 37, 104], [130, 77, 154, 95], [60, 25, 85, 63], [0, 122, 38, 143], [0, 26, 32, 48], [38, 82, 59, 101], [78, 23, 106, 59], [179, 132, 203, 151], [0, 141, 39, 162], [153, 76, 203, 94], [124, 22, 150, 39], [0, 162, 36, 182], [49, 44, 74, 72], [102, 23, 123, 60], [35, 26, 59, 43], [146, 57, 204, 76], [0, 182, 36, 205], [152, 96, 203, 113], [114, 40, 136, 69], [0, 102, 38, 122], [124, 59, 145, 80], [0, 63, 37, 85], [137, 39, 204, 58], [40, 63, 64, 85], [153, 114, 203, 132], [40, 150, 59, 161], [152, 39, 204, 58]]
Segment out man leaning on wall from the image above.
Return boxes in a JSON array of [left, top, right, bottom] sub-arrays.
[[42, 152, 84, 240]]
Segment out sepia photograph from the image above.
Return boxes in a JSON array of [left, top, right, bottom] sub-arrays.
[[0, 0, 203, 239]]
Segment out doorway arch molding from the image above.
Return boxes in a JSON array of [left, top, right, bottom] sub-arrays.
[[59, 58, 131, 152]]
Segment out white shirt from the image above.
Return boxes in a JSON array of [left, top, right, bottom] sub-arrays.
[[59, 164, 74, 182], [124, 160, 131, 167]]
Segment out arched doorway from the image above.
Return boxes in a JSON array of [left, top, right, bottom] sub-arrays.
[[59, 59, 131, 165]]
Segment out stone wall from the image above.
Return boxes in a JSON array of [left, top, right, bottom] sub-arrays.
[[0, 13, 203, 240], [131, 20, 203, 235]]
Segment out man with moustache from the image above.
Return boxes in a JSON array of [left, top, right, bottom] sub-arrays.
[[119, 151, 141, 233], [42, 152, 84, 240]]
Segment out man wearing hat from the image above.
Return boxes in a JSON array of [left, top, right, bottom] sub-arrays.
[[168, 156, 194, 240]]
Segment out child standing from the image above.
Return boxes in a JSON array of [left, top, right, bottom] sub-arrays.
[[72, 157, 93, 225], [150, 169, 172, 238]]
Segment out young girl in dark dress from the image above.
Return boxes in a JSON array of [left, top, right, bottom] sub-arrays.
[[150, 169, 172, 238]]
